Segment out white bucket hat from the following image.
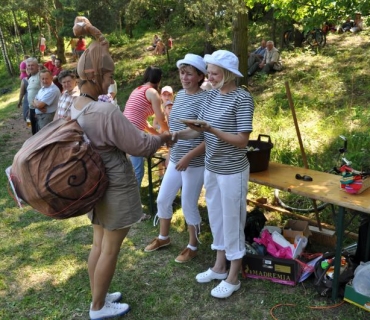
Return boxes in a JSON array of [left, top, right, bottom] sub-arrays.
[[161, 86, 173, 94], [176, 54, 207, 75], [204, 50, 243, 77]]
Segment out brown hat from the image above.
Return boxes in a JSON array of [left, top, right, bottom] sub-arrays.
[[73, 16, 114, 90]]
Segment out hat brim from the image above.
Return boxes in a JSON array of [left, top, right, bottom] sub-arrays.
[[204, 55, 244, 77], [176, 58, 207, 75]]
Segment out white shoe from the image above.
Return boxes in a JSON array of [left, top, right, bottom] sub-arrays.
[[211, 280, 241, 298], [105, 292, 122, 303], [195, 268, 228, 283], [89, 301, 130, 320]]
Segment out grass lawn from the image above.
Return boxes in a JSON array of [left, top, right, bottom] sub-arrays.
[[0, 28, 370, 319]]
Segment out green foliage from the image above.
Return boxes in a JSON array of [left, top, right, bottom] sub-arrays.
[[106, 32, 130, 47]]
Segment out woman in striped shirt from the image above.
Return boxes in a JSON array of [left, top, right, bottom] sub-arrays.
[[144, 54, 207, 264], [123, 66, 169, 187], [174, 50, 254, 298]]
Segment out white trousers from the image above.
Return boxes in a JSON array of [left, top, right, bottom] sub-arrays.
[[156, 161, 204, 226], [204, 168, 248, 260]]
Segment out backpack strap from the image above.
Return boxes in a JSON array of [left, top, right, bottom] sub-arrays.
[[74, 101, 95, 120]]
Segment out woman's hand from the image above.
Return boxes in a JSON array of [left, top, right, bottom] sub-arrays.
[[175, 154, 191, 171]]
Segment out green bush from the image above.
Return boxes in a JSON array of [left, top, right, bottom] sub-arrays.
[[106, 32, 130, 47]]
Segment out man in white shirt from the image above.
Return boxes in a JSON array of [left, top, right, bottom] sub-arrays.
[[33, 69, 61, 130], [26, 57, 41, 135], [248, 40, 282, 76]]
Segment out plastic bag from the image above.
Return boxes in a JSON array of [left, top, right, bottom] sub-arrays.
[[352, 261, 370, 296], [254, 229, 293, 259]]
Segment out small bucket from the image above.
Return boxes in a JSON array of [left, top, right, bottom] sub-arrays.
[[247, 134, 273, 173]]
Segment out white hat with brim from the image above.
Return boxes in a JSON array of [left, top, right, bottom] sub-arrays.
[[176, 54, 207, 75], [161, 86, 173, 94], [204, 50, 243, 77]]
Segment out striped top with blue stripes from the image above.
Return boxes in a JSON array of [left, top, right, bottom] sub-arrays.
[[198, 88, 254, 174], [169, 89, 207, 167]]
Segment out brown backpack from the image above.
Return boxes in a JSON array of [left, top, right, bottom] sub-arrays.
[[9, 118, 108, 219]]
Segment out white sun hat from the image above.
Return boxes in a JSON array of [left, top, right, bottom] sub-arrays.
[[161, 86, 173, 94], [176, 53, 207, 75], [204, 50, 243, 77]]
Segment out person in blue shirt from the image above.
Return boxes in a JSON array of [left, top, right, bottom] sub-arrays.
[[247, 39, 266, 68]]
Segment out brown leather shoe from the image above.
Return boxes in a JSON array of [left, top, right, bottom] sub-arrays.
[[144, 237, 171, 252], [174, 247, 197, 263]]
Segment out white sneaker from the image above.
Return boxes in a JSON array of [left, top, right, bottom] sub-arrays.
[[105, 292, 122, 303], [89, 301, 130, 320]]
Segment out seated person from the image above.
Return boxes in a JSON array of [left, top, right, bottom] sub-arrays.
[[248, 40, 282, 76], [248, 39, 266, 68], [322, 22, 337, 34], [338, 17, 354, 33], [154, 40, 166, 55], [146, 34, 159, 51], [350, 13, 363, 33]]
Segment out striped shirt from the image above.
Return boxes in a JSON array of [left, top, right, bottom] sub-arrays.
[[169, 89, 206, 167], [123, 85, 153, 131], [198, 88, 254, 174]]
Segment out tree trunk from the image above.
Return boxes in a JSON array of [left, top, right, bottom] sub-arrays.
[[12, 10, 25, 56], [204, 23, 215, 54], [0, 26, 15, 76], [232, 5, 248, 86], [27, 12, 36, 56]]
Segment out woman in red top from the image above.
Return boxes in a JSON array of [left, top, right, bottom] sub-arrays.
[[75, 36, 87, 58], [123, 66, 169, 188]]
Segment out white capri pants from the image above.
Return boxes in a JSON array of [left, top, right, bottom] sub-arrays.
[[156, 161, 204, 226], [204, 168, 249, 260]]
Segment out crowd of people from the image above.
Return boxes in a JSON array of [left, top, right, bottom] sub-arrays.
[[11, 11, 369, 319]]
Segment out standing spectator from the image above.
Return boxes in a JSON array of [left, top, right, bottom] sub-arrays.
[[174, 50, 254, 298], [247, 39, 266, 68], [17, 77, 29, 122], [52, 57, 63, 92], [75, 36, 87, 59], [71, 16, 173, 319], [248, 40, 282, 76], [26, 57, 41, 135], [67, 37, 79, 61], [38, 34, 46, 58], [98, 80, 118, 108], [123, 66, 169, 187], [44, 54, 56, 71], [144, 54, 208, 264], [19, 55, 29, 80], [160, 85, 174, 103], [33, 69, 60, 130], [54, 70, 80, 120]]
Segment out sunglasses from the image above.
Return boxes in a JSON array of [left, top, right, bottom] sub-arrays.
[[295, 174, 313, 181]]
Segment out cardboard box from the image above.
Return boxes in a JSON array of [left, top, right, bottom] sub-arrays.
[[283, 220, 312, 244], [242, 253, 303, 286], [344, 283, 370, 312]]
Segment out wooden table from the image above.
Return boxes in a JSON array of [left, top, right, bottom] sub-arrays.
[[250, 162, 370, 300], [147, 147, 168, 215]]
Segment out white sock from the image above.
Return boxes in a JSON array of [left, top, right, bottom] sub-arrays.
[[158, 235, 168, 240], [187, 244, 197, 251]]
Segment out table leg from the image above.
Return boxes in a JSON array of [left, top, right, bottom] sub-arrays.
[[147, 157, 154, 215], [365, 219, 370, 262], [331, 206, 345, 301]]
